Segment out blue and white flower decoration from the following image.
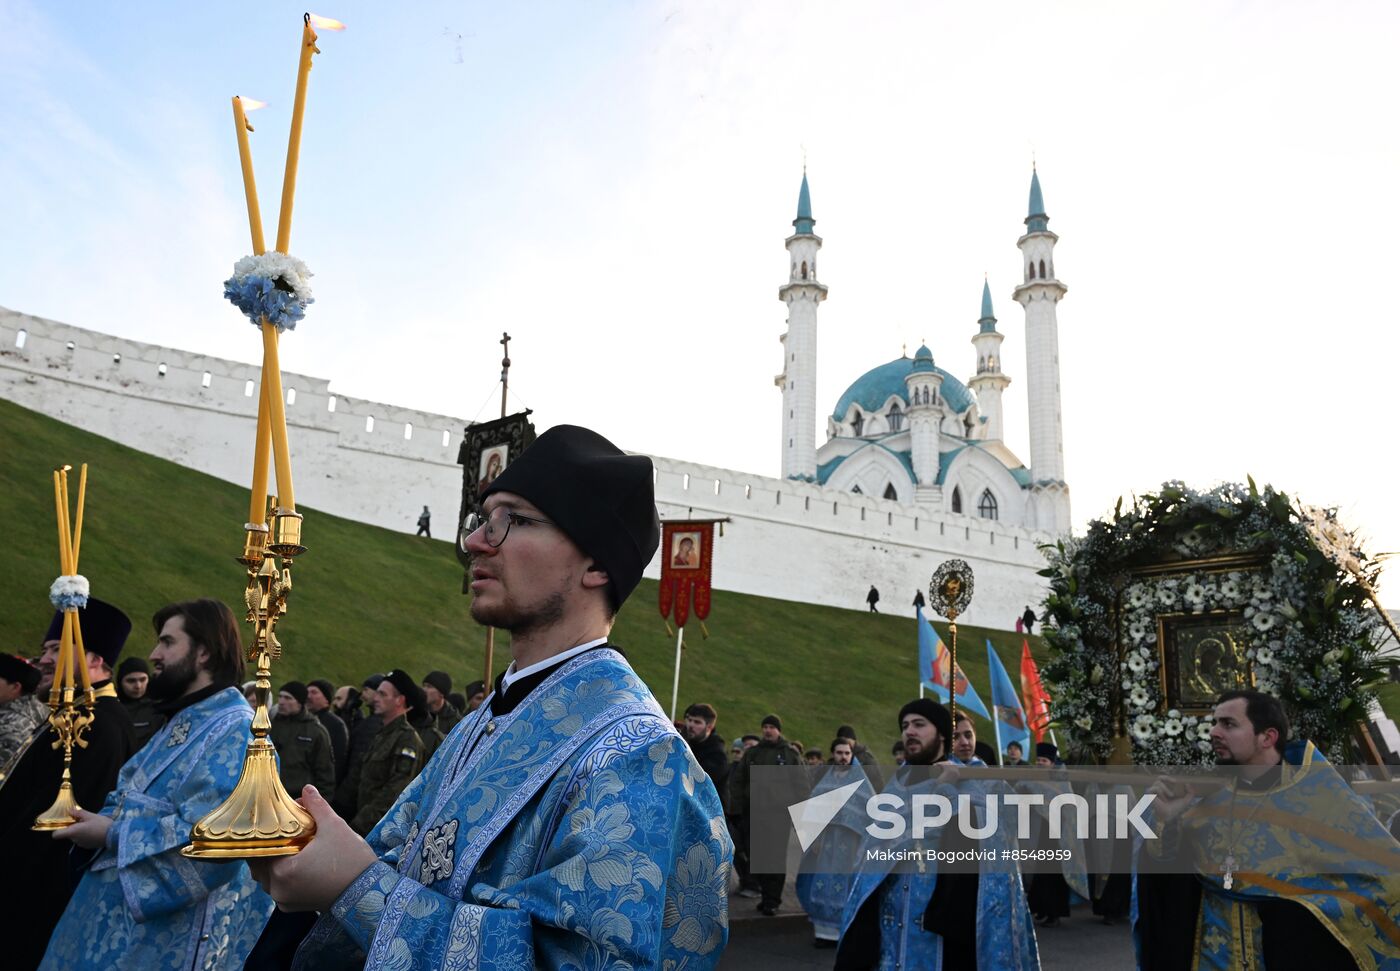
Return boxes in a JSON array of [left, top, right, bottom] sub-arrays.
[[224, 252, 314, 331], [50, 574, 90, 611]]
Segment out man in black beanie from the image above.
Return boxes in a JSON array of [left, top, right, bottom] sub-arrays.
[[835, 698, 1039, 970], [306, 678, 349, 782], [0, 597, 136, 971], [421, 669, 461, 736], [270, 680, 336, 800], [257, 425, 733, 968], [116, 656, 166, 750]]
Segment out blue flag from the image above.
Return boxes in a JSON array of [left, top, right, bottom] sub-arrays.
[[916, 607, 989, 718], [986, 640, 1031, 763]]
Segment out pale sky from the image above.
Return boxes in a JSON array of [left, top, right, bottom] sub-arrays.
[[3, 1, 1398, 598]]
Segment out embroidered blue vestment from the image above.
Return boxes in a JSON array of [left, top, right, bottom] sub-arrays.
[[293, 648, 733, 970], [40, 686, 273, 970]]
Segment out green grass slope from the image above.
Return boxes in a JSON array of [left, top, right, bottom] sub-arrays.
[[1, 396, 1059, 753]]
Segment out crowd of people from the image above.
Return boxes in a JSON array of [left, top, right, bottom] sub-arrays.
[[2, 421, 1398, 970]]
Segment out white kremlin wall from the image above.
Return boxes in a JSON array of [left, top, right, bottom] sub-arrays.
[[0, 308, 1052, 629]]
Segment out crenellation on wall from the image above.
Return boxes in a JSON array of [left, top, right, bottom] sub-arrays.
[[1, 308, 1051, 627]]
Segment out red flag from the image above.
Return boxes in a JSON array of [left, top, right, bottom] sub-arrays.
[[1020, 638, 1053, 743]]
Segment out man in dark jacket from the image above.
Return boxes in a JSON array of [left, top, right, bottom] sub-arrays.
[[732, 713, 802, 915], [682, 702, 728, 811], [332, 674, 384, 819], [270, 680, 335, 798], [350, 669, 423, 836], [0, 597, 136, 971], [306, 678, 349, 782], [422, 669, 462, 736], [116, 656, 165, 750]]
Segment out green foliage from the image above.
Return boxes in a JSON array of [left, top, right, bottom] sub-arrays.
[[0, 399, 1043, 752]]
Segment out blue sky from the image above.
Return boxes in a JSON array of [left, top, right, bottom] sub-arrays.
[[4, 1, 1399, 596]]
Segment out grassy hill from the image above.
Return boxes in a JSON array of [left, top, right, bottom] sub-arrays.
[[0, 397, 1070, 753]]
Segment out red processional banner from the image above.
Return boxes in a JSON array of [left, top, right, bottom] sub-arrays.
[[658, 520, 714, 628]]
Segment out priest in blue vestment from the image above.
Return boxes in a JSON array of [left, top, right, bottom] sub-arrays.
[[836, 699, 1040, 970], [255, 425, 733, 970], [796, 738, 877, 946], [40, 599, 273, 970]]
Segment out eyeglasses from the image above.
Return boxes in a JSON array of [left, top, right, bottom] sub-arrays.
[[461, 506, 556, 550]]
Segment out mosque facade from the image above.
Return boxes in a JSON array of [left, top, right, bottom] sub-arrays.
[[777, 169, 1072, 535]]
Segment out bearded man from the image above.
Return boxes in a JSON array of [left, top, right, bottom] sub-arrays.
[[257, 424, 733, 969], [39, 599, 273, 970]]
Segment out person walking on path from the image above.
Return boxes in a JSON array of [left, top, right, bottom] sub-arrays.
[[415, 506, 431, 538], [866, 585, 880, 613]]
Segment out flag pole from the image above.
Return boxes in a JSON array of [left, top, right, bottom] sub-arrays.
[[669, 624, 685, 721]]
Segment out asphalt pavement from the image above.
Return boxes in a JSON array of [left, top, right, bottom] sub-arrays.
[[722, 901, 1135, 970]]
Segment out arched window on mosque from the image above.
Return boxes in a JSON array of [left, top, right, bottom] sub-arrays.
[[1039, 259, 1047, 279], [951, 487, 963, 514], [887, 403, 903, 431], [978, 489, 999, 521], [883, 483, 898, 501], [851, 410, 864, 436], [1027, 262, 1033, 281], [800, 260, 808, 280]]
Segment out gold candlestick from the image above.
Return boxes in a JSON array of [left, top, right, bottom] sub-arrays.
[[34, 464, 96, 830], [185, 12, 341, 859]]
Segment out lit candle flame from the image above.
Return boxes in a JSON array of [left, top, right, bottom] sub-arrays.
[[239, 97, 269, 111], [308, 13, 346, 31]]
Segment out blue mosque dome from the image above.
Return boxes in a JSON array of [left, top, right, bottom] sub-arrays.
[[830, 355, 975, 421]]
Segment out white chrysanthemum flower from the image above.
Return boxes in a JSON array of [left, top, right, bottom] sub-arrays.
[[1132, 721, 1155, 741], [1183, 582, 1207, 608], [1218, 575, 1243, 601], [1128, 619, 1150, 643], [1197, 722, 1213, 740], [1129, 685, 1150, 708], [1163, 718, 1183, 737], [1252, 612, 1277, 633], [1128, 654, 1146, 674], [1126, 584, 1150, 608], [1254, 647, 1274, 665], [1167, 709, 1181, 719]]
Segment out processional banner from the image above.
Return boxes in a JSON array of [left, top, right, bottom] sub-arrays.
[[658, 520, 714, 628]]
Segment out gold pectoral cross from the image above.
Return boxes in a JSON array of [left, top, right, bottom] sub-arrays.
[[1220, 855, 1235, 890]]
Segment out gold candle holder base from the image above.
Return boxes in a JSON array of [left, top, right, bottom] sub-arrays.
[[32, 774, 82, 831], [181, 737, 315, 858], [238, 523, 271, 567], [267, 508, 306, 557]]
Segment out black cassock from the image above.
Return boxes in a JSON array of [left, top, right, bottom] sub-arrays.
[[0, 687, 134, 971]]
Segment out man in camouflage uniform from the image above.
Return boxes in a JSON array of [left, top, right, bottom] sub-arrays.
[[0, 653, 46, 779], [349, 668, 423, 836], [270, 680, 335, 799]]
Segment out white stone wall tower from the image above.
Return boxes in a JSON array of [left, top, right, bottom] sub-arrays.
[[968, 279, 1011, 441], [1011, 168, 1072, 532], [776, 171, 827, 479]]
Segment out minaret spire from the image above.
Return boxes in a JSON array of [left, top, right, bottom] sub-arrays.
[[776, 168, 827, 480], [1012, 165, 1070, 532], [969, 278, 1010, 441]]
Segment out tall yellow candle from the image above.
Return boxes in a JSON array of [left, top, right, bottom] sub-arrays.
[[262, 322, 295, 509], [71, 464, 87, 567], [275, 16, 319, 255], [58, 610, 75, 703], [249, 357, 274, 523], [49, 471, 66, 705], [231, 96, 268, 257], [73, 619, 93, 695]]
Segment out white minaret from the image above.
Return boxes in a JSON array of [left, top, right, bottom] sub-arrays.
[[1011, 167, 1071, 532], [776, 171, 827, 479], [968, 278, 1011, 441], [903, 344, 943, 503]]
